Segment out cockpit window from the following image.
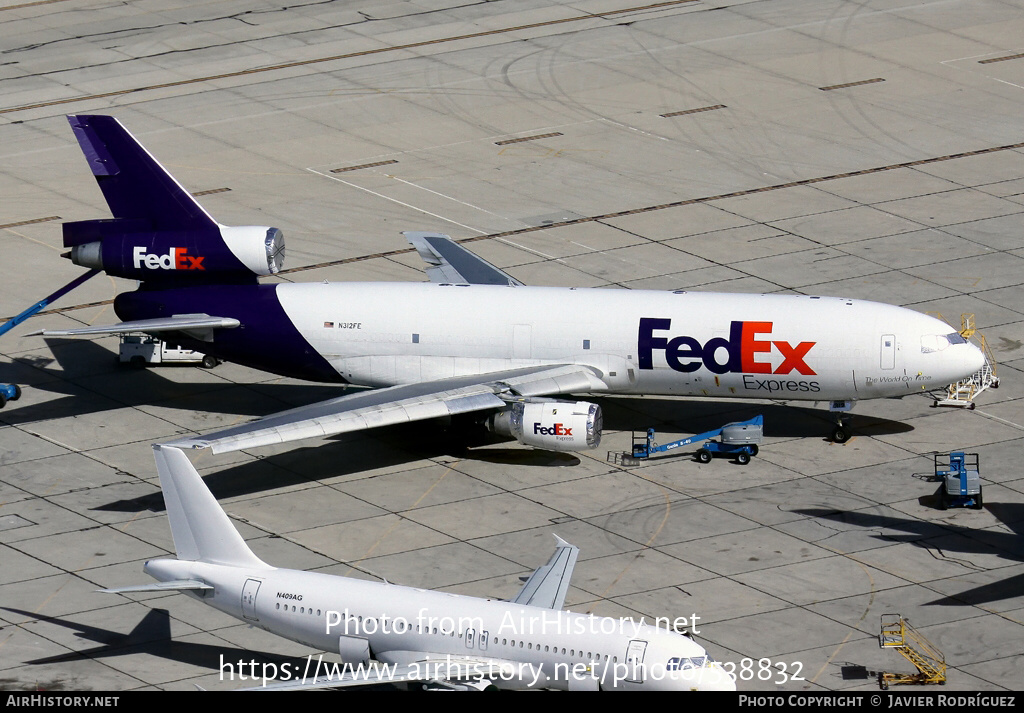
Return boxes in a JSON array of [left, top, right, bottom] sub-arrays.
[[667, 656, 709, 671], [921, 332, 966, 353]]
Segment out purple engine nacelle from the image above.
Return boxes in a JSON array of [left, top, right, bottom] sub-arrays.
[[63, 220, 284, 282]]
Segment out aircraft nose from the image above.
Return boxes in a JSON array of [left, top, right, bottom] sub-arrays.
[[697, 664, 737, 691], [963, 341, 986, 377]]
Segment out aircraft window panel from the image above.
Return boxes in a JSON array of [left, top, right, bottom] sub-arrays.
[[583, 339, 590, 350]]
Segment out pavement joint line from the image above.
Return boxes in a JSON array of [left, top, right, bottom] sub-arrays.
[[972, 410, 1024, 432], [0, 0, 700, 115], [11, 136, 1024, 319]]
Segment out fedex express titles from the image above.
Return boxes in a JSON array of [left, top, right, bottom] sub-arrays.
[[638, 318, 821, 393]]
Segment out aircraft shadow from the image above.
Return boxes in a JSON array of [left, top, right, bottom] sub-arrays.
[[794, 505, 1024, 606], [0, 339, 351, 426], [95, 397, 913, 513], [97, 419, 472, 513], [1, 607, 292, 670], [597, 397, 913, 439]]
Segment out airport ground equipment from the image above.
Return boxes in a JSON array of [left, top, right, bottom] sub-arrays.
[[0, 269, 99, 408], [877, 614, 946, 689], [0, 383, 20, 409], [934, 314, 999, 409], [119, 333, 220, 369], [617, 415, 763, 466], [934, 451, 982, 510]]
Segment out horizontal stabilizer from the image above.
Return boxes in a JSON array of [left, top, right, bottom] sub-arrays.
[[511, 535, 579, 610], [29, 314, 240, 341], [404, 232, 524, 286], [99, 580, 213, 594]]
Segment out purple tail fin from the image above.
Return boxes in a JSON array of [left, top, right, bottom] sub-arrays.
[[67, 115, 217, 233]]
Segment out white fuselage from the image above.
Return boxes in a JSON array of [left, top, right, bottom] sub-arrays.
[[276, 283, 983, 402], [144, 558, 735, 691]]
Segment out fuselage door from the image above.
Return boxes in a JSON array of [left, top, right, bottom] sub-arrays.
[[241, 578, 261, 621], [624, 639, 648, 684], [880, 334, 896, 370]]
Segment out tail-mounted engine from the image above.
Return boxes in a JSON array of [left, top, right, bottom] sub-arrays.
[[60, 115, 286, 284], [63, 221, 285, 282], [487, 399, 602, 451]]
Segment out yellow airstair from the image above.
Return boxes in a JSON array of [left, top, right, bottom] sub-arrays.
[[933, 314, 999, 409], [877, 614, 947, 689]]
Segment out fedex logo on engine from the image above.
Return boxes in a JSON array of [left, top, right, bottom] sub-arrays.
[[132, 246, 206, 271], [534, 423, 572, 437], [638, 318, 816, 375]]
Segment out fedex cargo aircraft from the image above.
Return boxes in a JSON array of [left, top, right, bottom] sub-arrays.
[[36, 115, 986, 452]]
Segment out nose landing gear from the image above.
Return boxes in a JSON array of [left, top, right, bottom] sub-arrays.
[[830, 401, 854, 443]]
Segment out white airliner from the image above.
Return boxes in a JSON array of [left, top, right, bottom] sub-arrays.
[[35, 116, 986, 449], [101, 445, 737, 691]]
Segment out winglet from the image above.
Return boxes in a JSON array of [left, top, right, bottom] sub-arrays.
[[510, 535, 579, 610], [153, 444, 269, 569]]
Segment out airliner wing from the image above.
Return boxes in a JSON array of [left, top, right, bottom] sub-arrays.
[[28, 314, 240, 342], [404, 232, 523, 286], [249, 657, 521, 691], [511, 535, 579, 610], [169, 364, 606, 454]]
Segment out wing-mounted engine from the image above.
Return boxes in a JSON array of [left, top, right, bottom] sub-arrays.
[[63, 221, 284, 282], [486, 399, 602, 451]]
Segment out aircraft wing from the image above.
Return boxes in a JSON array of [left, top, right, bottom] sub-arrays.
[[28, 314, 240, 342], [169, 364, 606, 454], [247, 656, 522, 691], [511, 535, 579, 610], [404, 232, 524, 286]]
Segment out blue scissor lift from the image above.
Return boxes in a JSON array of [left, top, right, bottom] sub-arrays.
[[935, 451, 982, 510], [625, 415, 764, 466]]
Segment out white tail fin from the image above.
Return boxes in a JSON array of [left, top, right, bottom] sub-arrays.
[[153, 445, 269, 569]]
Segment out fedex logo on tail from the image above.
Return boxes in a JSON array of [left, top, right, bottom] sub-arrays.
[[132, 246, 206, 271], [638, 318, 816, 375]]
